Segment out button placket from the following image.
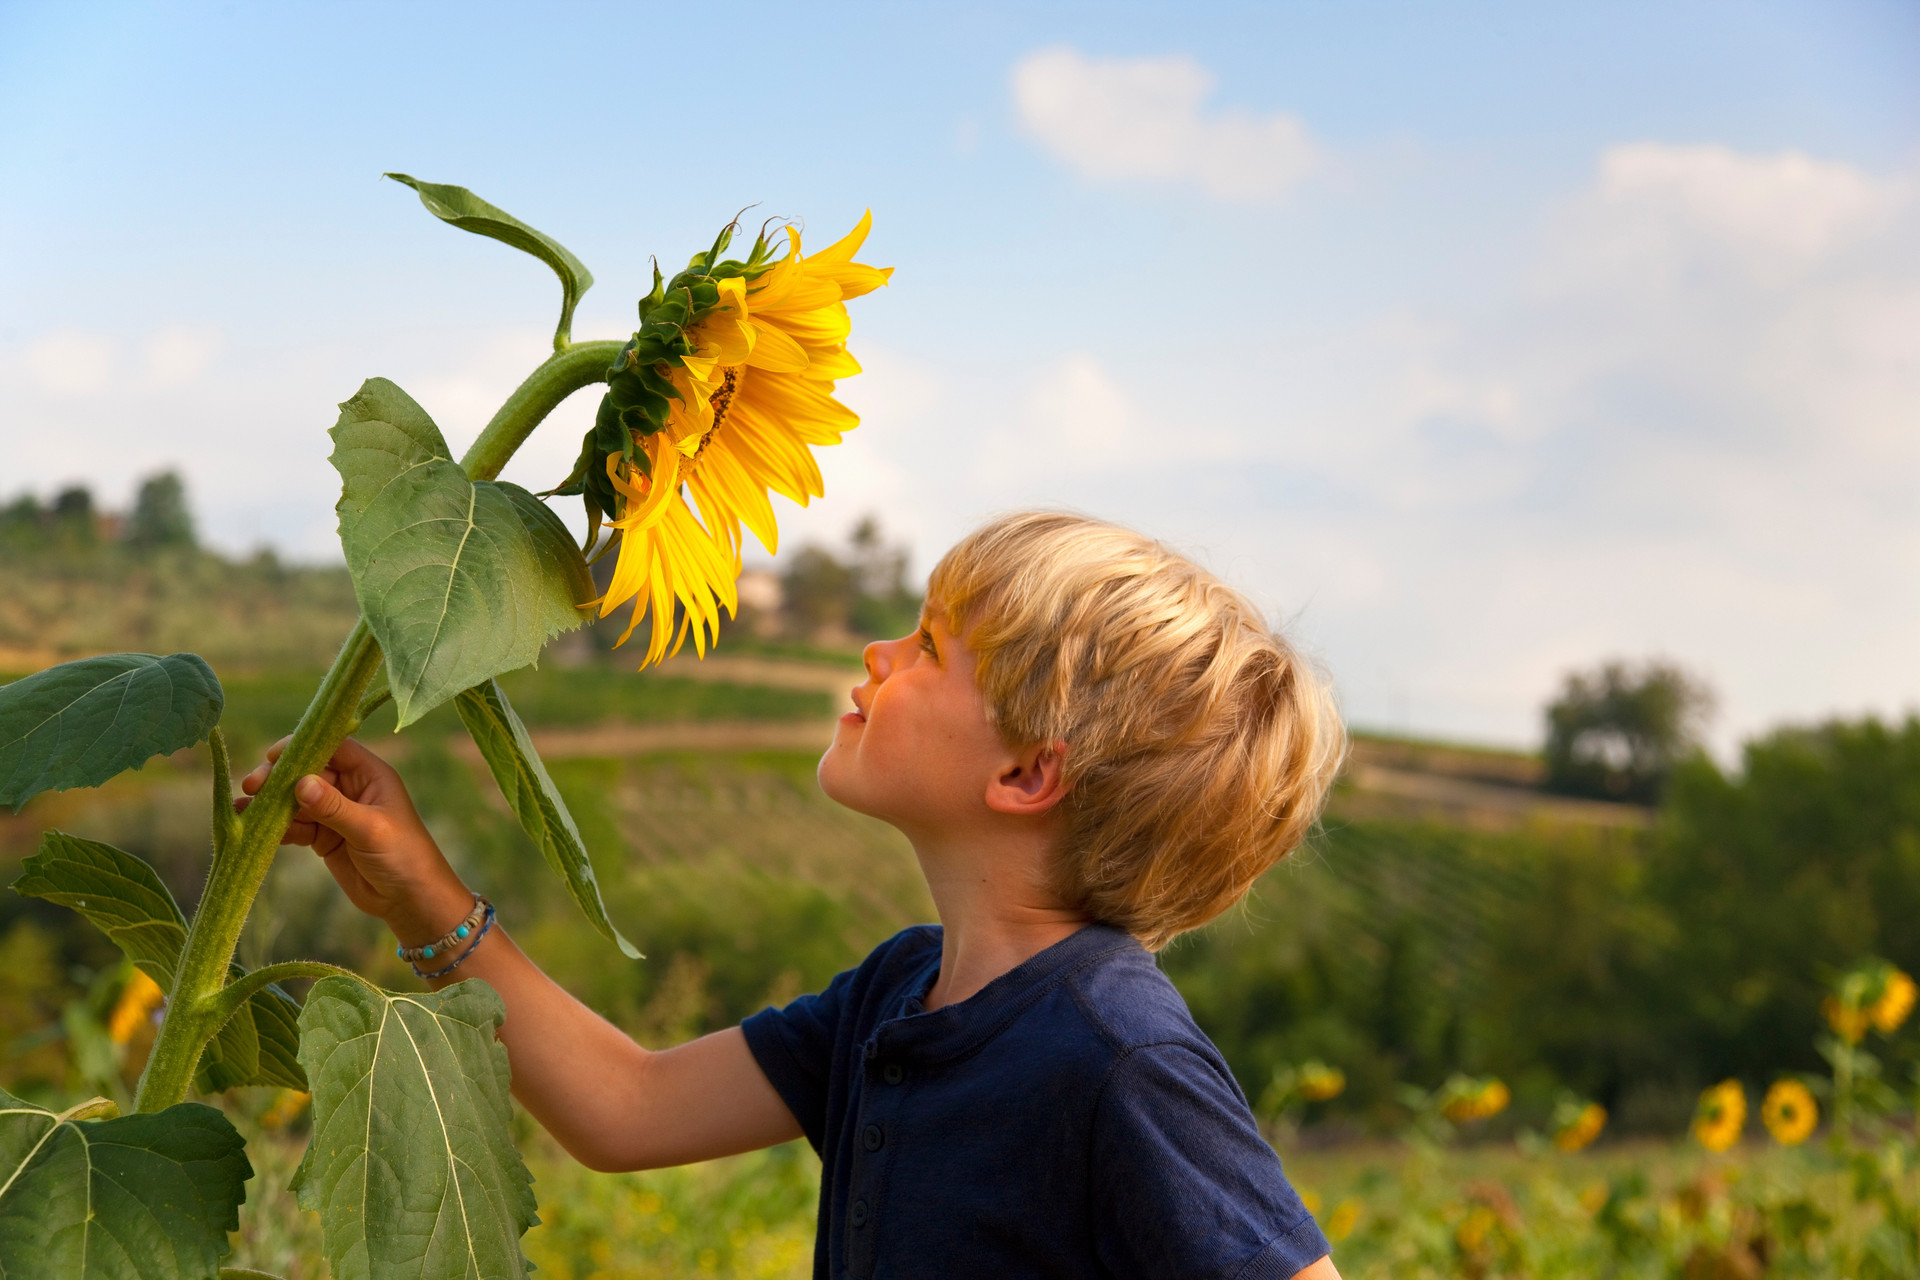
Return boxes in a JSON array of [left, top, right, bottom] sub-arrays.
[[847, 1045, 907, 1277]]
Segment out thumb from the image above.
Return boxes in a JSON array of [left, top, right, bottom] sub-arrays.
[[294, 773, 381, 842]]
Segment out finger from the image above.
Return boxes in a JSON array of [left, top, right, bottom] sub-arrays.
[[265, 736, 292, 764], [293, 773, 385, 845], [233, 795, 251, 814], [282, 820, 319, 847], [240, 763, 270, 796]]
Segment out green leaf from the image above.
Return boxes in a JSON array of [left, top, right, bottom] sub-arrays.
[[292, 978, 535, 1280], [0, 654, 223, 812], [330, 378, 594, 729], [0, 1089, 251, 1280], [454, 679, 640, 958], [12, 833, 306, 1091], [385, 173, 594, 349]]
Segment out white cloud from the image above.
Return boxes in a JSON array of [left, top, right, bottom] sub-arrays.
[[1012, 47, 1318, 202], [23, 330, 115, 397], [141, 325, 222, 388]]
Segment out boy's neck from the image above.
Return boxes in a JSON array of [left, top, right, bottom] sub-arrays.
[[914, 829, 1090, 1013]]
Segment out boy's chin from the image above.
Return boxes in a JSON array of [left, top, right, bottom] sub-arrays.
[[816, 748, 893, 823]]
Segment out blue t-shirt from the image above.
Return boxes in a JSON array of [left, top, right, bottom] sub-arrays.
[[741, 923, 1330, 1280]]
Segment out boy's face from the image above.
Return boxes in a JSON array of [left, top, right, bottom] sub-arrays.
[[817, 606, 1015, 836]]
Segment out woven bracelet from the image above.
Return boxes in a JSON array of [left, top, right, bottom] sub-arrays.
[[412, 903, 496, 981], [395, 893, 489, 963]]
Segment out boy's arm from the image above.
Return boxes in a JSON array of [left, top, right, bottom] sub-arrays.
[[240, 737, 803, 1172]]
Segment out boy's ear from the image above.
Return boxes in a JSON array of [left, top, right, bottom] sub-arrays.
[[985, 740, 1070, 817]]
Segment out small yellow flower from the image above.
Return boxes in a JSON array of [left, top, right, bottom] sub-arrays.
[[1553, 1101, 1608, 1153], [1324, 1199, 1361, 1243], [1297, 1062, 1346, 1102], [1456, 1204, 1500, 1255], [1761, 1079, 1818, 1145], [1870, 969, 1916, 1034], [1441, 1076, 1511, 1123], [1693, 1079, 1747, 1152], [106, 969, 164, 1046]]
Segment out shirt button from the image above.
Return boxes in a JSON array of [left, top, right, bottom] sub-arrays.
[[850, 1199, 870, 1228], [863, 1124, 884, 1152], [882, 1062, 904, 1085]]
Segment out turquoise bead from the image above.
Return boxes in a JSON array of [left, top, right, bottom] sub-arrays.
[[422, 946, 434, 958], [457, 925, 470, 939], [396, 946, 404, 959]]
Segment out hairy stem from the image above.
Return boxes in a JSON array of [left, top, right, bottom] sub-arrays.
[[208, 726, 241, 859], [459, 339, 622, 482], [134, 621, 384, 1112], [132, 338, 615, 1113]]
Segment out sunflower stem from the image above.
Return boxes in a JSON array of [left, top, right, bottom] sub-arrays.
[[134, 620, 385, 1113], [460, 339, 623, 482]]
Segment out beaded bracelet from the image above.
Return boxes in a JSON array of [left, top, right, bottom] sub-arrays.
[[395, 893, 489, 964], [412, 903, 496, 980]]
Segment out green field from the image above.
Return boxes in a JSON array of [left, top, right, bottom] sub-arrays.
[[5, 643, 1918, 1277]]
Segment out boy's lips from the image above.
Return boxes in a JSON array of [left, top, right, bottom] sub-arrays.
[[843, 686, 868, 724]]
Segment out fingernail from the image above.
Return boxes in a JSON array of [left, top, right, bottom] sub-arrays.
[[296, 776, 322, 803]]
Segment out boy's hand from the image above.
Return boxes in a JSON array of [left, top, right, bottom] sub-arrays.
[[237, 737, 474, 945]]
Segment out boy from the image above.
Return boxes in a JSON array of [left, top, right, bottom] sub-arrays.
[[243, 511, 1347, 1279]]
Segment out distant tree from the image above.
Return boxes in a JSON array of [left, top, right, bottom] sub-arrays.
[[1543, 659, 1714, 804], [50, 486, 97, 547], [127, 471, 196, 549], [782, 545, 857, 637], [0, 494, 46, 549]]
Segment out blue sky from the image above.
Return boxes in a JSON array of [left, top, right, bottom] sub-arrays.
[[3, 0, 1916, 749]]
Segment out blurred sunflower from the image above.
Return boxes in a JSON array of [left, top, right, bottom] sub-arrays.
[[569, 213, 890, 667], [1869, 967, 1916, 1034], [1761, 1079, 1818, 1146], [1824, 995, 1870, 1045], [1297, 1061, 1347, 1103], [107, 968, 164, 1046], [1552, 1099, 1608, 1153], [1693, 1079, 1747, 1152], [1440, 1075, 1511, 1124]]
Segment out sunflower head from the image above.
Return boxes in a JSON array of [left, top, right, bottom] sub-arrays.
[[1824, 959, 1916, 1044], [1693, 1078, 1747, 1152], [1439, 1074, 1511, 1124], [1551, 1097, 1608, 1153], [1761, 1078, 1818, 1146], [557, 211, 889, 668]]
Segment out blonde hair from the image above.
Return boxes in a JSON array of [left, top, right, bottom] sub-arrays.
[[928, 512, 1346, 951]]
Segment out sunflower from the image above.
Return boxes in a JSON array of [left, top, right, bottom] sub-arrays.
[[1297, 1061, 1346, 1103], [1870, 968, 1917, 1034], [1761, 1079, 1818, 1146], [1440, 1075, 1511, 1124], [1824, 994, 1870, 1045], [1553, 1100, 1608, 1153], [107, 968, 164, 1046], [583, 213, 890, 666], [1693, 1079, 1747, 1152]]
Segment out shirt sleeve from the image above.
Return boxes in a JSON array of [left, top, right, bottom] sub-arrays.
[[1091, 1042, 1331, 1280], [740, 965, 856, 1152]]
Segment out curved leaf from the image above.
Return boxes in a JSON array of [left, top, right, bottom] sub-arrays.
[[330, 378, 594, 728], [455, 679, 640, 958], [13, 832, 306, 1091], [292, 978, 535, 1280], [0, 654, 223, 812], [385, 173, 594, 348], [0, 1089, 251, 1280]]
